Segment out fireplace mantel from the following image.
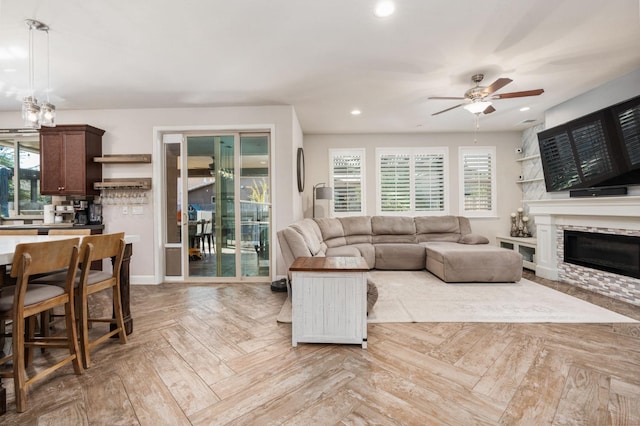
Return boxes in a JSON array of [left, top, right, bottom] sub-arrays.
[[525, 196, 640, 280]]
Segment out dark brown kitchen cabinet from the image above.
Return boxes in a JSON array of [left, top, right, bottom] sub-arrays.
[[39, 124, 105, 196]]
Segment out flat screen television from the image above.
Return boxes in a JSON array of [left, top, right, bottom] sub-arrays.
[[537, 94, 640, 192]]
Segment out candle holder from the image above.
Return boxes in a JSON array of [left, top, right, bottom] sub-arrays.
[[522, 216, 531, 237], [510, 213, 518, 237], [517, 210, 524, 237]]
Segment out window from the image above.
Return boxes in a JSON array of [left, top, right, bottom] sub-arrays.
[[459, 146, 496, 217], [0, 133, 50, 217], [329, 149, 365, 216], [376, 147, 449, 215]]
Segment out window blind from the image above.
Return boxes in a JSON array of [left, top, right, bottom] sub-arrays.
[[460, 148, 496, 216], [331, 152, 363, 213], [377, 148, 448, 214]]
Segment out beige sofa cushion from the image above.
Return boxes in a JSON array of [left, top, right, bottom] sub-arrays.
[[290, 219, 323, 255], [315, 217, 347, 248], [374, 243, 426, 270], [340, 216, 373, 244], [371, 216, 417, 244], [415, 216, 462, 242]]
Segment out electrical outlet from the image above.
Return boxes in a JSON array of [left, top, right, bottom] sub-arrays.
[[122, 206, 128, 215], [132, 206, 144, 215]]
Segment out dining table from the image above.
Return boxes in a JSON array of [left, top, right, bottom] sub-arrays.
[[0, 233, 139, 336]]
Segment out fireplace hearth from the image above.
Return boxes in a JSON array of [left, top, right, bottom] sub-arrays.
[[564, 230, 640, 279]]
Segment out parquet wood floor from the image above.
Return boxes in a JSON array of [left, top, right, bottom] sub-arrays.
[[1, 271, 639, 425]]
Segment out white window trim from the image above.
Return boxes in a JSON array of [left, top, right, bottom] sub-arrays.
[[375, 147, 450, 216], [329, 148, 366, 217], [458, 146, 497, 218]]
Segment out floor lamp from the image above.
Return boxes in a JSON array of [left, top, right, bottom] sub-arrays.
[[313, 183, 333, 218]]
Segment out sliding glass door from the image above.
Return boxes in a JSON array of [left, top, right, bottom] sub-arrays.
[[162, 131, 270, 281]]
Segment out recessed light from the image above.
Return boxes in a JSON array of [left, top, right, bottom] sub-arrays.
[[374, 1, 395, 18], [351, 109, 362, 115], [520, 106, 531, 112]]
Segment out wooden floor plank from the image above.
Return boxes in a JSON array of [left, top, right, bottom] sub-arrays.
[[552, 365, 610, 425], [473, 334, 545, 403], [499, 349, 570, 425]]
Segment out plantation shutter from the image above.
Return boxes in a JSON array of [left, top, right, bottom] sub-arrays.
[[376, 147, 449, 215], [460, 147, 496, 217], [379, 154, 411, 212], [414, 153, 445, 212], [331, 151, 363, 214]]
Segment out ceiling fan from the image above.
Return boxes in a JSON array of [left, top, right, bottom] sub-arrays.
[[429, 74, 544, 116]]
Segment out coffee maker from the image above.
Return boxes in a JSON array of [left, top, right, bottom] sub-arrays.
[[73, 200, 89, 225]]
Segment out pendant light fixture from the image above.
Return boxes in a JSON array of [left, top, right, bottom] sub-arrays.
[[21, 19, 56, 129]]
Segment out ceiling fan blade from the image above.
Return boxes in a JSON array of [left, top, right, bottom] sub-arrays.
[[481, 78, 513, 96], [491, 89, 544, 99], [483, 105, 496, 114], [431, 103, 464, 116], [428, 96, 465, 100]]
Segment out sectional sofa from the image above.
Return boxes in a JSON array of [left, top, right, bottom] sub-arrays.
[[278, 215, 523, 283]]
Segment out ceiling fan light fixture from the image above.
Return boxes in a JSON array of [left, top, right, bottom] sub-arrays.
[[463, 101, 492, 115]]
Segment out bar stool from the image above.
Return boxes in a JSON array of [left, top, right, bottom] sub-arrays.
[[0, 238, 83, 412], [32, 233, 128, 368]]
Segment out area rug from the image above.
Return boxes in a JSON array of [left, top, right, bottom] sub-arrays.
[[276, 270, 637, 323]]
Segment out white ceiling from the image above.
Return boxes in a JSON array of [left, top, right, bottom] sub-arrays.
[[0, 0, 639, 134]]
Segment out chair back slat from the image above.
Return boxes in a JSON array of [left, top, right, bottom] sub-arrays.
[[48, 229, 92, 235], [11, 238, 81, 277], [0, 229, 38, 235], [80, 232, 125, 262]]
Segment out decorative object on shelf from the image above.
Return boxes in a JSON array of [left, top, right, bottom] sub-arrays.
[[509, 208, 532, 237], [312, 182, 332, 218], [21, 19, 56, 128], [510, 212, 518, 237], [516, 208, 524, 236], [522, 216, 531, 237], [296, 148, 305, 192]]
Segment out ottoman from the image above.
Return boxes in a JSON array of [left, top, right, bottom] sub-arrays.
[[424, 242, 522, 282]]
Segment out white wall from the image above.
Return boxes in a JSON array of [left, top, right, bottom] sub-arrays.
[[545, 68, 640, 128], [0, 105, 302, 283], [304, 131, 523, 244]]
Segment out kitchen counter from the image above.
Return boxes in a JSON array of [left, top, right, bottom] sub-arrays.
[[0, 223, 104, 235]]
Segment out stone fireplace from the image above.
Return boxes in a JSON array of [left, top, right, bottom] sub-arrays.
[[527, 196, 640, 306]]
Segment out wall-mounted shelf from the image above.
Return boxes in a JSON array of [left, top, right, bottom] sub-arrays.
[[94, 154, 151, 163], [515, 154, 541, 162], [516, 178, 544, 184], [94, 178, 152, 190]]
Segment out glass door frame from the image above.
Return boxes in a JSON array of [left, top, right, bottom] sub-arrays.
[[154, 125, 275, 284]]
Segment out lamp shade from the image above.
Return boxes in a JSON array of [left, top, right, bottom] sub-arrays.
[[315, 186, 333, 200], [463, 101, 492, 115]]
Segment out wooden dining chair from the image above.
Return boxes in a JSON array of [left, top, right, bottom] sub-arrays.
[[0, 238, 83, 413], [76, 232, 127, 368], [33, 233, 128, 368]]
